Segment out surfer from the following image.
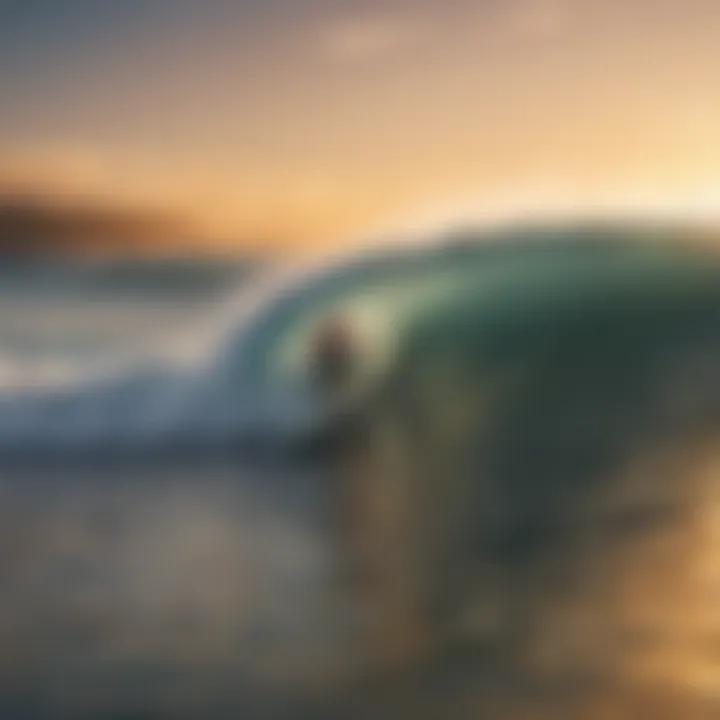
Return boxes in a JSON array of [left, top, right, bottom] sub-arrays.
[[311, 314, 355, 403]]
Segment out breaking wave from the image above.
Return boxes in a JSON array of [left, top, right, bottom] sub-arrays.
[[0, 226, 719, 716]]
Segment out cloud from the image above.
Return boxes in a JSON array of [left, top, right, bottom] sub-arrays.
[[502, 0, 576, 42], [316, 13, 425, 63]]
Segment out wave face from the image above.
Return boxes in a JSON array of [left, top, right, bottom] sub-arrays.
[[352, 227, 720, 715]]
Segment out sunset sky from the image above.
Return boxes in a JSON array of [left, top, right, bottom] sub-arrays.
[[3, 0, 720, 253]]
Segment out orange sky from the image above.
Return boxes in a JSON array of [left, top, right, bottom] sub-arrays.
[[3, 0, 720, 253]]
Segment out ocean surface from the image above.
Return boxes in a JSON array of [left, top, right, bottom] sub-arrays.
[[0, 235, 717, 718], [0, 256, 256, 387]]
